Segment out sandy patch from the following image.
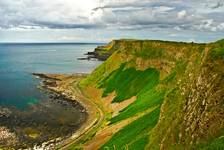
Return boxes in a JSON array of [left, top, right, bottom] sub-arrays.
[[111, 96, 137, 117]]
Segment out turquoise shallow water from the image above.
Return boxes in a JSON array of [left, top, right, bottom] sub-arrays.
[[0, 43, 102, 109]]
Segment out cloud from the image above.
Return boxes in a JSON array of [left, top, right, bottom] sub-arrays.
[[0, 0, 99, 29], [195, 19, 224, 32], [197, 19, 217, 31], [177, 10, 187, 19], [217, 23, 224, 30], [90, 0, 224, 32], [0, 0, 224, 34], [206, 0, 224, 9]]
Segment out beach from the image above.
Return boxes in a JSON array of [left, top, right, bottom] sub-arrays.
[[33, 73, 105, 149]]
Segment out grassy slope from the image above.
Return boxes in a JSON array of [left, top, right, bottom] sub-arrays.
[[98, 63, 160, 103], [80, 39, 224, 149], [100, 107, 161, 150]]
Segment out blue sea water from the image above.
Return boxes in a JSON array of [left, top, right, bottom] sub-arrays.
[[0, 43, 102, 110]]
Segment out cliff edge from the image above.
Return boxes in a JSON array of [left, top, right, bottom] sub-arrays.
[[78, 39, 224, 149]]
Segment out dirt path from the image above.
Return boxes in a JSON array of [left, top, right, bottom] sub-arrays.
[[59, 76, 106, 150], [34, 73, 106, 150]]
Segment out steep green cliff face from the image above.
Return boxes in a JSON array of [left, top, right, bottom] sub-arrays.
[[80, 39, 224, 149]]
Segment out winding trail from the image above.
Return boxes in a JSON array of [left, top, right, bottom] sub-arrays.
[[37, 74, 106, 150], [59, 75, 105, 150]]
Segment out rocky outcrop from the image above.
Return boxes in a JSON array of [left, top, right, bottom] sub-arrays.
[[0, 126, 19, 147], [79, 40, 128, 61]]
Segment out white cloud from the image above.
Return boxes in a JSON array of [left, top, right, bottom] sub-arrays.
[[174, 26, 181, 31], [195, 19, 224, 32], [177, 10, 187, 19], [1, 0, 224, 33], [154, 6, 175, 12], [0, 0, 224, 42], [0, 0, 99, 29], [217, 23, 224, 30]]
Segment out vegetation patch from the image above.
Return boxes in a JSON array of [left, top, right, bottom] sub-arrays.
[[110, 88, 165, 124], [98, 63, 160, 103], [132, 42, 165, 59], [128, 135, 149, 150], [209, 47, 224, 60], [194, 136, 224, 150], [100, 107, 161, 150]]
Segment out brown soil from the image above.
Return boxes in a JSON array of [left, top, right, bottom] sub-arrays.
[[111, 96, 136, 117]]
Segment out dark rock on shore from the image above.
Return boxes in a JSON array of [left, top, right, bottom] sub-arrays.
[[78, 41, 121, 61], [43, 80, 57, 87], [0, 73, 88, 149], [81, 50, 111, 61], [32, 73, 61, 81], [77, 57, 91, 60], [0, 88, 87, 149]]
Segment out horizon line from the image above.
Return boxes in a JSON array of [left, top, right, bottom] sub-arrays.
[[0, 42, 107, 45]]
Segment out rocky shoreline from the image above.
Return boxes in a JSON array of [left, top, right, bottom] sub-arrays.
[[77, 51, 110, 61], [0, 73, 89, 149], [77, 44, 112, 61], [0, 72, 100, 150], [32, 73, 89, 149], [32, 73, 100, 150]]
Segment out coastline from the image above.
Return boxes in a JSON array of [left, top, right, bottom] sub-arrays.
[[33, 73, 104, 149]]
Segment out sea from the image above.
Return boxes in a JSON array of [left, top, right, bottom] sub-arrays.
[[0, 43, 103, 148]]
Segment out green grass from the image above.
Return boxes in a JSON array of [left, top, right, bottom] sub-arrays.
[[209, 39, 224, 60], [209, 47, 224, 60], [110, 88, 165, 124], [98, 63, 160, 103], [194, 136, 224, 150], [110, 65, 176, 124], [80, 51, 125, 88], [133, 42, 165, 59], [96, 62, 164, 124], [100, 107, 161, 150], [128, 135, 149, 150], [161, 71, 176, 84]]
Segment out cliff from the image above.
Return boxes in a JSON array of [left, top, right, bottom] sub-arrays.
[[79, 39, 224, 149]]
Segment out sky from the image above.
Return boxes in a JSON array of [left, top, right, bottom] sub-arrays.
[[0, 0, 224, 43]]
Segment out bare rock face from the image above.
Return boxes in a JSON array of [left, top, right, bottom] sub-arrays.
[[148, 42, 224, 149], [0, 126, 19, 147], [181, 67, 224, 145]]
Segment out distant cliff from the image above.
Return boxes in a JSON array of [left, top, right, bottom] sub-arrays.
[[79, 39, 224, 149]]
